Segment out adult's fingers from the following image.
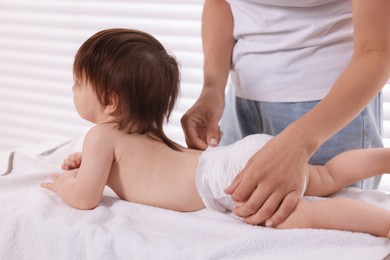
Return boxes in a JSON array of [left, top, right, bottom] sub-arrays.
[[218, 129, 224, 141], [224, 170, 245, 194], [266, 191, 301, 227], [241, 192, 283, 225], [206, 124, 222, 147], [229, 164, 260, 203], [183, 124, 208, 149], [232, 186, 270, 218], [181, 117, 208, 150]]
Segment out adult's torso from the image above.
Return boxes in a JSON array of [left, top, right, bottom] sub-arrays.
[[227, 0, 353, 102]]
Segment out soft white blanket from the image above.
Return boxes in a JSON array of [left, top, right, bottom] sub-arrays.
[[1, 138, 389, 260]]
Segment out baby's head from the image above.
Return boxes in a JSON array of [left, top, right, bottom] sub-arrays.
[[73, 28, 181, 149]]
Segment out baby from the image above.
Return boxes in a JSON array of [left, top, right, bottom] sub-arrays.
[[41, 28, 390, 239]]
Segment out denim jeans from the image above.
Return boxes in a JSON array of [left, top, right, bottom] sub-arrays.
[[219, 86, 383, 190]]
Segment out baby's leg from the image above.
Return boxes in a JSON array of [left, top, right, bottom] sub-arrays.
[[276, 198, 390, 238], [304, 148, 390, 197]]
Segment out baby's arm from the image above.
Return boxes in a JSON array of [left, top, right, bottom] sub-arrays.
[[304, 148, 390, 197], [62, 152, 82, 170], [41, 125, 114, 209], [277, 197, 390, 238]]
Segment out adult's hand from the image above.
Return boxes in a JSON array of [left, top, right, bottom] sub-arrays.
[[225, 128, 309, 227], [181, 89, 224, 150], [227, 0, 390, 228], [181, 0, 235, 150]]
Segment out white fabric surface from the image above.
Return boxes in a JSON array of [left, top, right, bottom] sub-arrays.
[[0, 138, 389, 259]]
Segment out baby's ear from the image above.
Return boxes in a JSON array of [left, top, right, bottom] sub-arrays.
[[104, 93, 119, 115]]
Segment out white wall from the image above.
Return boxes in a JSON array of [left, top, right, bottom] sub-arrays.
[[0, 0, 204, 152], [0, 1, 390, 192]]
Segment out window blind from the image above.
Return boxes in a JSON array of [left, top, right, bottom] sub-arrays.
[[0, 1, 389, 153], [0, 0, 204, 152], [381, 83, 390, 147]]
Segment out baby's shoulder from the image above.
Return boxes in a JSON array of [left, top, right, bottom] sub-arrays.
[[83, 124, 123, 148], [86, 124, 119, 137]]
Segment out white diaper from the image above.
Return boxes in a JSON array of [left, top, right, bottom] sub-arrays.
[[196, 134, 273, 212], [196, 134, 308, 212]]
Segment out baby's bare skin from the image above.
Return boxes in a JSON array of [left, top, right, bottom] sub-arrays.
[[40, 28, 390, 238], [51, 126, 390, 238], [105, 130, 205, 212]]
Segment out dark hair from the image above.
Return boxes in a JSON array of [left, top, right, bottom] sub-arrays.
[[73, 28, 181, 150]]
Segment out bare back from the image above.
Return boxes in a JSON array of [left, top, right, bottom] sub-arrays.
[[106, 129, 205, 212]]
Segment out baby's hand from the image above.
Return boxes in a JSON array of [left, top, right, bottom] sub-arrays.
[[41, 170, 78, 194], [62, 152, 82, 170]]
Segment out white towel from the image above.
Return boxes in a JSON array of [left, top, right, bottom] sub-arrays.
[[0, 139, 389, 259]]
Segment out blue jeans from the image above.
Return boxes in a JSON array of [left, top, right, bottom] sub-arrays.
[[219, 86, 383, 190]]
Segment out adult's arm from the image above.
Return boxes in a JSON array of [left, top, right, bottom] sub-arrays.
[[181, 0, 235, 149], [226, 0, 390, 226]]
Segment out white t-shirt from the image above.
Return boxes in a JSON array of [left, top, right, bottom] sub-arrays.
[[227, 0, 353, 102]]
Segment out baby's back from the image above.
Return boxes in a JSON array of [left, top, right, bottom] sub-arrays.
[[106, 130, 205, 211]]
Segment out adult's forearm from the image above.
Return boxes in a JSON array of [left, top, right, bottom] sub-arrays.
[[288, 0, 390, 157], [202, 0, 235, 98], [288, 51, 390, 157]]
